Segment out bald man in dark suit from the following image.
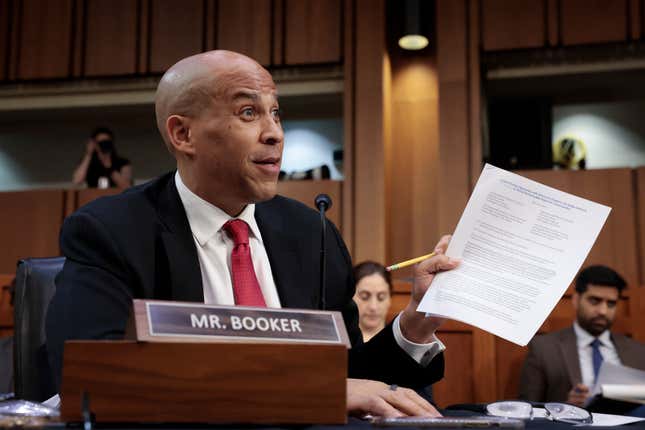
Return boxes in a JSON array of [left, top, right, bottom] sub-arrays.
[[46, 50, 461, 418]]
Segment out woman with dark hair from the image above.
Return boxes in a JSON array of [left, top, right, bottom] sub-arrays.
[[353, 261, 392, 341], [72, 127, 132, 188]]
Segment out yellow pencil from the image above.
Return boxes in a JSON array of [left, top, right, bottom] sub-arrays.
[[386, 252, 436, 272]]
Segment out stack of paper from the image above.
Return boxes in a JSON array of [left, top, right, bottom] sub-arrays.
[[590, 362, 645, 405], [601, 385, 645, 405]]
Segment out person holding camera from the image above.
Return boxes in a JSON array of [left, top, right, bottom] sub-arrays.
[[72, 127, 132, 188]]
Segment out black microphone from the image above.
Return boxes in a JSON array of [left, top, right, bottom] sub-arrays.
[[314, 194, 332, 310], [315, 194, 332, 212]]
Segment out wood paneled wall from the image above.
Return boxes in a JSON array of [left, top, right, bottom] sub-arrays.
[[341, 0, 355, 253], [0, 0, 11, 81], [16, 0, 74, 79], [217, 0, 272, 67], [637, 168, 645, 285], [367, 0, 484, 276], [437, 0, 480, 239], [482, 0, 546, 50], [0, 190, 66, 274], [482, 0, 642, 51], [84, 0, 139, 76], [560, 0, 629, 45], [74, 188, 122, 211], [349, 0, 478, 267], [148, 0, 206, 73], [0, 0, 343, 82], [519, 169, 640, 287], [277, 180, 343, 229], [285, 0, 343, 65], [348, 0, 387, 262], [355, 0, 578, 281], [386, 55, 440, 275]]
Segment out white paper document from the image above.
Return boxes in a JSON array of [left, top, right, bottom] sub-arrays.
[[587, 413, 645, 426], [418, 164, 611, 345], [589, 362, 645, 404], [601, 385, 645, 404]]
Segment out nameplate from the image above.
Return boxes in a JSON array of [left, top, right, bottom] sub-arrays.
[[129, 299, 350, 346]]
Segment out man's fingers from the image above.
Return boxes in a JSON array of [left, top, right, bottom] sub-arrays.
[[411, 254, 460, 306], [368, 396, 405, 418], [383, 391, 426, 417], [383, 388, 438, 417], [412, 234, 455, 278], [402, 388, 442, 417], [433, 235, 451, 255], [418, 254, 459, 274], [347, 379, 441, 419], [433, 255, 460, 272], [570, 396, 585, 407]]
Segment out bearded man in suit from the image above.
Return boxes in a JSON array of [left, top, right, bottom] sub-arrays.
[[519, 265, 645, 406], [46, 50, 460, 418]]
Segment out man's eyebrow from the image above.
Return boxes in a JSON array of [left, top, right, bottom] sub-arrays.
[[587, 295, 616, 301]]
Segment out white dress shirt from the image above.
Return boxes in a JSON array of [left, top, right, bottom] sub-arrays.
[[175, 172, 281, 307], [174, 172, 444, 365], [573, 321, 622, 387]]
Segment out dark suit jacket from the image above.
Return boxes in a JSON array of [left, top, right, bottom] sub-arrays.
[[45, 172, 443, 394], [519, 326, 645, 402]]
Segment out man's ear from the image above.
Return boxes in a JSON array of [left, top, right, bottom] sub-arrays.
[[166, 115, 196, 156]]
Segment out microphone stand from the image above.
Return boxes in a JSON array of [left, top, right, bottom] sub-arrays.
[[314, 194, 332, 310], [319, 208, 327, 310]]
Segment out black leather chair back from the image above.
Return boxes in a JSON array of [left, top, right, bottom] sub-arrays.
[[0, 336, 13, 395], [13, 257, 64, 401]]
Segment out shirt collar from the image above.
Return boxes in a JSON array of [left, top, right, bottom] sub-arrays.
[[174, 171, 262, 246], [573, 320, 611, 347]]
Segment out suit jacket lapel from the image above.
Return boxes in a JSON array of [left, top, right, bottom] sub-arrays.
[[256, 200, 316, 309], [156, 174, 203, 302], [559, 326, 582, 386]]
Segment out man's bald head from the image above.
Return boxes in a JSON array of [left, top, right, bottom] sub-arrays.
[[154, 50, 275, 152]]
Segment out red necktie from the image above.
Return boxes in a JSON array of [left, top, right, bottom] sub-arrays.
[[222, 219, 267, 307]]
